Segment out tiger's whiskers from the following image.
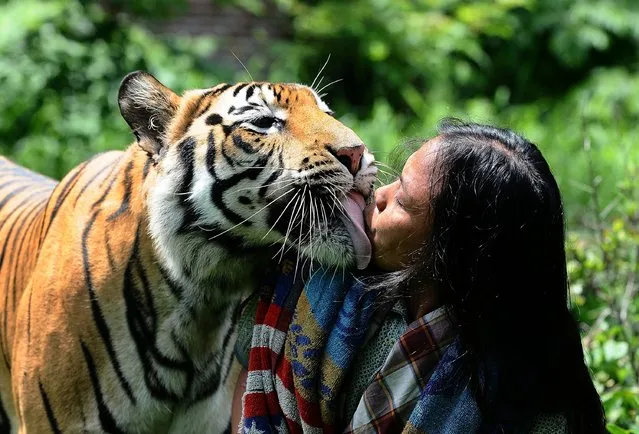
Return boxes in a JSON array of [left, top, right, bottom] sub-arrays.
[[310, 54, 331, 92], [261, 189, 301, 242], [316, 78, 343, 96], [231, 51, 254, 82], [204, 187, 295, 240]]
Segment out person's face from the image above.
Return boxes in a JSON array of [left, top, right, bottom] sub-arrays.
[[365, 140, 438, 271]]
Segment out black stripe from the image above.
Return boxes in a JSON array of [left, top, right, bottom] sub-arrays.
[[8, 198, 49, 311], [0, 188, 46, 303], [82, 210, 136, 404], [232, 106, 255, 116], [195, 101, 213, 120], [184, 93, 214, 132], [205, 134, 219, 180], [134, 254, 155, 329], [233, 83, 249, 96], [80, 341, 125, 434], [0, 396, 10, 433], [191, 93, 212, 120], [105, 232, 116, 272], [158, 264, 198, 320], [207, 83, 232, 97], [232, 135, 257, 154], [206, 134, 257, 225], [0, 166, 55, 184], [0, 342, 7, 372], [107, 160, 134, 221], [27, 285, 34, 344], [0, 178, 29, 192], [90, 165, 120, 210], [221, 141, 236, 169], [157, 265, 183, 301], [0, 184, 30, 212], [123, 235, 154, 329], [259, 170, 280, 199], [142, 157, 152, 179], [245, 84, 256, 99], [0, 186, 34, 369], [74, 385, 89, 434], [195, 224, 264, 254], [39, 381, 62, 434], [176, 137, 200, 233], [73, 158, 120, 207], [205, 114, 223, 126], [123, 241, 193, 401], [99, 156, 123, 188], [14, 201, 46, 293], [192, 316, 237, 402], [42, 161, 89, 239], [221, 307, 241, 385]]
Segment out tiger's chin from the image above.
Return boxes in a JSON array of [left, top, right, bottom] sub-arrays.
[[297, 228, 359, 271]]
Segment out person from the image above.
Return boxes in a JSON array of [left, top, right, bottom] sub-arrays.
[[233, 119, 606, 433]]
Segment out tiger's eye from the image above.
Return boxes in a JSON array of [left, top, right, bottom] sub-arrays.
[[252, 117, 278, 129]]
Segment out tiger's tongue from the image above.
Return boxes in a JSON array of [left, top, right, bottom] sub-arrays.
[[338, 191, 372, 270]]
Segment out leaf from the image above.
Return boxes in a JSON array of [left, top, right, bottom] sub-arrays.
[[606, 424, 630, 434], [603, 341, 629, 361]]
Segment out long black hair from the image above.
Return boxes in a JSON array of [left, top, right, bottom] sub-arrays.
[[377, 119, 605, 432]]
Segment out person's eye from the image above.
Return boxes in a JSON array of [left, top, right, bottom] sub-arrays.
[[395, 195, 407, 209]]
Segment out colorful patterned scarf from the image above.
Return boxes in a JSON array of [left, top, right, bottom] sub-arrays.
[[347, 308, 563, 434], [241, 260, 377, 434], [241, 263, 563, 434], [346, 306, 457, 433]]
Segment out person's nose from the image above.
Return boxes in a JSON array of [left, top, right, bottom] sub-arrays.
[[375, 184, 390, 212]]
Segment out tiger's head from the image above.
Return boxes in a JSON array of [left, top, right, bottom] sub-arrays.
[[118, 71, 376, 283]]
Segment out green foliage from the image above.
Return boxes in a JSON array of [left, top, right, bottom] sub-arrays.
[[0, 0, 223, 179], [567, 162, 639, 431], [257, 0, 639, 220], [100, 0, 189, 18], [0, 0, 638, 429]]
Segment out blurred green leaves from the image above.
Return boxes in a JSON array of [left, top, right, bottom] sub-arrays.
[[567, 163, 639, 431], [0, 0, 221, 178]]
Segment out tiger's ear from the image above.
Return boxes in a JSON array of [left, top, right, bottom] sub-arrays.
[[118, 71, 180, 157]]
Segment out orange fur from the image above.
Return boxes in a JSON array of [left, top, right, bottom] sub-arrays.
[[0, 73, 376, 433]]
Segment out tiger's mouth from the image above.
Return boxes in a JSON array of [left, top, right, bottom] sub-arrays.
[[337, 191, 371, 269], [263, 181, 373, 271]]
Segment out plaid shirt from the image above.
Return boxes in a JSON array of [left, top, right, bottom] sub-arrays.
[[345, 306, 456, 434]]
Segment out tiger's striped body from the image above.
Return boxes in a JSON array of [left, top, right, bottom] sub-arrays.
[[0, 72, 376, 433]]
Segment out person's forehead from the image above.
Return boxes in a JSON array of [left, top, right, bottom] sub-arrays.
[[403, 137, 440, 183]]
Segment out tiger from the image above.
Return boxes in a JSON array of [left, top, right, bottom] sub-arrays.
[[0, 71, 376, 433]]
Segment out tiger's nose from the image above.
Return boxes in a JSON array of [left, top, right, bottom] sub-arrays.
[[334, 144, 365, 175]]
